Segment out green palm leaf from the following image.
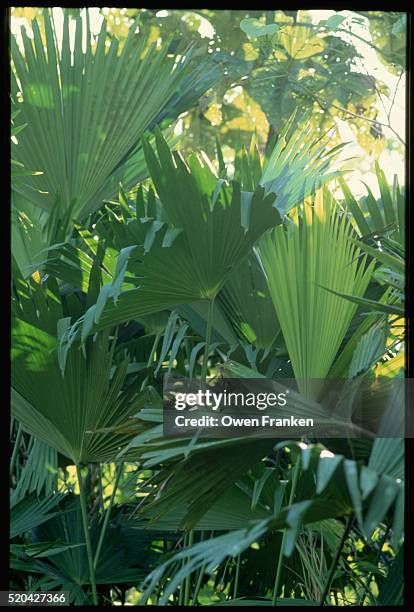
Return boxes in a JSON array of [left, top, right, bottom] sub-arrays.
[[61, 133, 279, 347], [11, 269, 153, 467], [257, 191, 375, 396], [339, 163, 404, 245], [10, 492, 63, 539], [12, 497, 163, 604], [218, 254, 280, 349], [11, 9, 219, 222], [139, 441, 403, 604], [259, 112, 345, 215], [11, 8, 218, 278], [11, 320, 153, 464], [229, 111, 345, 216]]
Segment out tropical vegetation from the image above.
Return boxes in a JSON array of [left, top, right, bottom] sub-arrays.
[[10, 8, 406, 606]]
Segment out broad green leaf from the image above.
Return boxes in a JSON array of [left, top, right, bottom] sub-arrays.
[[11, 10, 219, 222], [12, 319, 152, 463], [257, 191, 375, 397]]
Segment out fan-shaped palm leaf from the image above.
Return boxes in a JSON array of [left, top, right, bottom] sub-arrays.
[[61, 132, 279, 347], [257, 191, 375, 397], [11, 268, 153, 463], [334, 166, 405, 320], [339, 163, 404, 245], [229, 111, 345, 215], [11, 10, 218, 278], [11, 10, 219, 222], [11, 322, 153, 464]]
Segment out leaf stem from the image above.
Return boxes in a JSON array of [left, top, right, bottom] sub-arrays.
[[141, 333, 161, 390], [183, 299, 214, 602], [185, 298, 214, 602], [272, 451, 301, 605], [93, 461, 123, 571], [233, 553, 241, 599], [319, 514, 354, 606], [184, 530, 195, 605], [201, 297, 215, 381], [190, 563, 206, 606], [357, 523, 390, 605], [76, 463, 98, 606], [190, 531, 210, 605]]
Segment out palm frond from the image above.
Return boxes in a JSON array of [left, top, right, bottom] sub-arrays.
[[11, 316, 154, 463], [139, 441, 403, 604], [11, 10, 219, 222], [229, 111, 345, 215], [10, 492, 63, 539], [59, 133, 280, 351], [257, 190, 375, 396], [339, 163, 404, 245]]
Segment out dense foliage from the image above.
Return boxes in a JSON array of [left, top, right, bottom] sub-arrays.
[[10, 8, 405, 606]]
